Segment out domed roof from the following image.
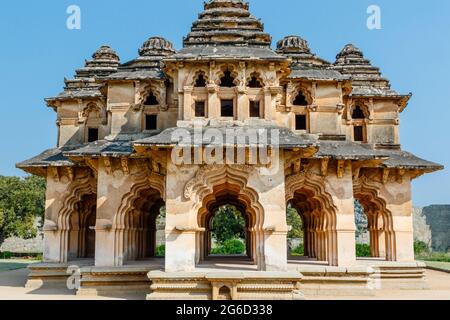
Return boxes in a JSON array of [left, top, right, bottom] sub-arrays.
[[75, 45, 121, 79], [333, 44, 400, 96], [92, 45, 120, 62], [139, 36, 176, 57], [276, 35, 311, 54], [106, 36, 175, 81], [335, 44, 364, 62], [276, 35, 329, 68]]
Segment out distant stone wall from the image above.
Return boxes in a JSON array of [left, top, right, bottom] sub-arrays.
[[0, 233, 44, 253], [0, 218, 44, 254], [414, 205, 450, 252]]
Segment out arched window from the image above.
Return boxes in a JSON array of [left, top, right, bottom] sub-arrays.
[[351, 106, 367, 142], [194, 73, 207, 87], [220, 70, 236, 87], [352, 106, 366, 119], [83, 104, 103, 143], [248, 74, 262, 88], [293, 92, 308, 106], [144, 91, 159, 106]]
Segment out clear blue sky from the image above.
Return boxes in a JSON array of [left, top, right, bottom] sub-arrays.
[[0, 0, 448, 206]]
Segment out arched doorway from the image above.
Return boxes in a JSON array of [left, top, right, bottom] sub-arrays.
[[354, 179, 395, 261], [196, 182, 264, 270], [113, 177, 166, 266], [286, 173, 340, 266], [67, 193, 97, 260]]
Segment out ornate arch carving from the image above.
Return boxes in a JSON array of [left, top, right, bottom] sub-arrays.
[[112, 172, 165, 265], [348, 99, 371, 120], [291, 84, 313, 106], [214, 64, 240, 87], [57, 175, 97, 262], [246, 71, 264, 88], [187, 164, 265, 269], [184, 164, 254, 201], [80, 102, 107, 125], [187, 68, 210, 87], [285, 172, 338, 217], [134, 81, 168, 112]]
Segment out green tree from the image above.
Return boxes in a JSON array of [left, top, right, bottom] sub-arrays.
[[0, 175, 46, 247], [211, 205, 245, 244], [287, 207, 303, 240]]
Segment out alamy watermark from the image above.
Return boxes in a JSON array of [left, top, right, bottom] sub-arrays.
[[66, 265, 81, 290], [66, 5, 81, 30], [367, 5, 382, 30], [170, 125, 280, 175]]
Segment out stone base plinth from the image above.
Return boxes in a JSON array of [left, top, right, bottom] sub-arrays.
[[26, 262, 83, 289], [371, 261, 428, 290], [76, 266, 155, 296], [146, 271, 304, 300], [298, 266, 377, 297]]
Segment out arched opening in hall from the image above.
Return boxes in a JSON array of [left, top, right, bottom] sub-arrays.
[[353, 190, 394, 261], [286, 204, 306, 258], [286, 186, 336, 265], [209, 205, 247, 257], [67, 193, 97, 261], [114, 185, 166, 266], [196, 182, 264, 270]]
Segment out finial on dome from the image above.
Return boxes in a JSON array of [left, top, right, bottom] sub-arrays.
[[205, 0, 249, 10], [276, 35, 311, 54], [336, 44, 364, 60], [139, 36, 176, 56], [92, 45, 120, 62]]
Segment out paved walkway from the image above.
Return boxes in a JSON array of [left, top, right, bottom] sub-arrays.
[[0, 266, 449, 300]]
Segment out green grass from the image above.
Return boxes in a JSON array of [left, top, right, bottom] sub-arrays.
[[0, 259, 39, 272], [424, 261, 450, 272], [416, 252, 450, 263]]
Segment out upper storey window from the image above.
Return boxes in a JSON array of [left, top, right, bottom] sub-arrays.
[[293, 92, 308, 106], [352, 106, 366, 119], [195, 73, 207, 87], [221, 99, 234, 117], [145, 114, 158, 131], [220, 71, 236, 88], [351, 105, 367, 142], [87, 128, 99, 143], [144, 91, 159, 106], [248, 74, 263, 88]]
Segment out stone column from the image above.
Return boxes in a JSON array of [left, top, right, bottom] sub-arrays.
[[237, 86, 248, 121], [165, 163, 198, 272], [382, 175, 415, 262], [183, 86, 194, 121], [207, 84, 219, 119], [249, 159, 288, 271], [325, 161, 357, 267], [263, 87, 272, 121]]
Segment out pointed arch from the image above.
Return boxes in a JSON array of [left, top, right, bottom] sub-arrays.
[[57, 175, 97, 262], [112, 173, 165, 266]]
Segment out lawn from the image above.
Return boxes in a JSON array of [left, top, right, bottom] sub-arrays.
[[424, 261, 450, 272], [0, 259, 39, 272]]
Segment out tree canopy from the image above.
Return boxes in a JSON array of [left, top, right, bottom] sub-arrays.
[[211, 205, 245, 244], [0, 175, 46, 246]]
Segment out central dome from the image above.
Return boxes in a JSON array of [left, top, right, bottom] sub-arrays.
[[183, 0, 271, 47]]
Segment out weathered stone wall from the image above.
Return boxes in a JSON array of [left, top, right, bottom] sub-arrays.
[[413, 205, 450, 252], [423, 205, 450, 252], [0, 218, 44, 254], [0, 234, 44, 253]]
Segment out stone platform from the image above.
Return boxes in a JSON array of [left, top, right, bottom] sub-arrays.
[[25, 258, 428, 300]]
